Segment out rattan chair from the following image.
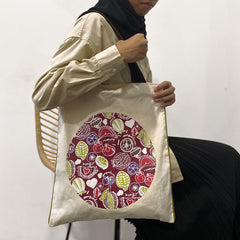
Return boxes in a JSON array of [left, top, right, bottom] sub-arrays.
[[34, 107, 120, 240]]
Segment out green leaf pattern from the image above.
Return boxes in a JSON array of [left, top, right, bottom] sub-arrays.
[[107, 192, 115, 210], [116, 171, 130, 189], [75, 141, 88, 159], [112, 118, 125, 133]]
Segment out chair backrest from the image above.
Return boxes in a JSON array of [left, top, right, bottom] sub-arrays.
[[34, 107, 59, 172]]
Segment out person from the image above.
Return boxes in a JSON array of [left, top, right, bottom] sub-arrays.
[[32, 0, 240, 239]]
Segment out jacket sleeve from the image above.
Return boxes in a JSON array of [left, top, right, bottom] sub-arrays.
[[32, 34, 125, 111]]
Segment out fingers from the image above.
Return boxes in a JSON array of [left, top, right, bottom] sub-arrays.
[[152, 81, 176, 107], [160, 98, 176, 108], [153, 87, 175, 103], [154, 81, 172, 92], [116, 33, 148, 63], [153, 92, 175, 103]]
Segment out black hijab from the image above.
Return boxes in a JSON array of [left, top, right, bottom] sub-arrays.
[[79, 0, 146, 83]]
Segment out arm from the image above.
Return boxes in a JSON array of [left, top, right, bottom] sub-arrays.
[[32, 13, 151, 111], [32, 37, 125, 111]]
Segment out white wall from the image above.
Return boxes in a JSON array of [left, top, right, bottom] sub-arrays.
[[148, 0, 240, 150], [0, 0, 239, 239]]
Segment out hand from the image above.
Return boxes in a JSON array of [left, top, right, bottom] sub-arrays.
[[116, 33, 148, 63], [152, 81, 176, 107]]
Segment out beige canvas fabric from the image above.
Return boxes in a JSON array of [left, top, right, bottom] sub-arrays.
[[49, 83, 175, 226]]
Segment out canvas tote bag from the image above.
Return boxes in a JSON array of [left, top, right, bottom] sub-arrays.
[[49, 82, 175, 227]]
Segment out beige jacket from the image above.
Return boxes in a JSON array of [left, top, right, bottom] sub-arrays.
[[32, 12, 183, 183]]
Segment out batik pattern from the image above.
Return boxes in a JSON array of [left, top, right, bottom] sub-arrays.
[[66, 112, 156, 209]]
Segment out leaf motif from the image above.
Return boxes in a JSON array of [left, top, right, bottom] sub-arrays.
[[75, 141, 88, 159], [66, 161, 71, 178], [137, 129, 143, 139], [72, 178, 86, 195], [116, 171, 130, 189], [106, 112, 112, 119], [107, 192, 115, 209], [99, 188, 108, 201], [112, 119, 125, 133], [144, 132, 151, 148], [96, 156, 109, 170]]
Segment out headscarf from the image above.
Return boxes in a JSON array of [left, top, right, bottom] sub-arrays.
[[79, 0, 146, 83], [80, 0, 146, 39]]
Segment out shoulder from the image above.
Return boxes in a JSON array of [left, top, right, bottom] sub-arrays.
[[67, 12, 114, 39], [65, 12, 119, 54]]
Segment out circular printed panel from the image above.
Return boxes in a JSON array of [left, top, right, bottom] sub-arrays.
[[66, 112, 156, 209]]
